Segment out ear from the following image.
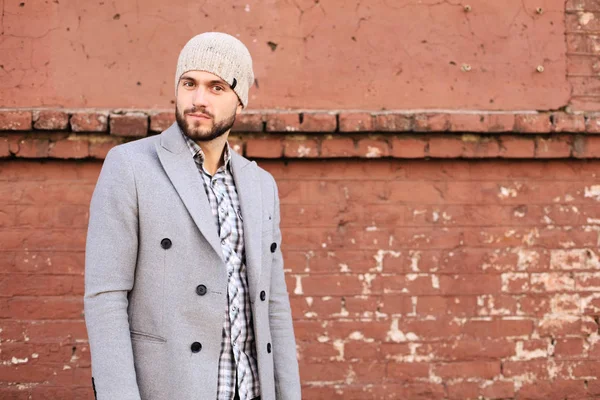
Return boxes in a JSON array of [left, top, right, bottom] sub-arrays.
[[236, 102, 243, 115]]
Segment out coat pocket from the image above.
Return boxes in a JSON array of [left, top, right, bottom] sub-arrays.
[[130, 330, 167, 343]]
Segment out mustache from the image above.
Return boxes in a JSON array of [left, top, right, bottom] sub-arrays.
[[184, 106, 213, 119]]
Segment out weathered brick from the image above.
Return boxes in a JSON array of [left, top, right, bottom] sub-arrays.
[[70, 112, 108, 132], [535, 137, 573, 158], [149, 111, 175, 132], [373, 113, 413, 132], [89, 139, 120, 159], [109, 113, 148, 137], [585, 113, 600, 132], [11, 139, 50, 158], [566, 0, 600, 12], [299, 112, 337, 132], [0, 111, 32, 131], [232, 112, 264, 132], [428, 137, 463, 157], [0, 137, 10, 157], [566, 32, 600, 54], [283, 138, 319, 158], [320, 137, 356, 157], [245, 137, 282, 158], [515, 113, 552, 133], [414, 113, 450, 132], [552, 112, 586, 132], [339, 112, 373, 132], [488, 114, 516, 132], [449, 113, 489, 132], [391, 137, 427, 158], [566, 12, 600, 32], [499, 136, 536, 157], [265, 112, 300, 132], [48, 139, 89, 159], [568, 54, 600, 76], [434, 361, 501, 380], [570, 96, 600, 111], [461, 136, 501, 158], [357, 139, 390, 158], [33, 110, 69, 130]]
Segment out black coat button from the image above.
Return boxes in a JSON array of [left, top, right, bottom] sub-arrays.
[[196, 285, 207, 296], [161, 238, 172, 249], [260, 291, 266, 301], [191, 342, 202, 353], [267, 343, 272, 353], [270, 242, 277, 253]]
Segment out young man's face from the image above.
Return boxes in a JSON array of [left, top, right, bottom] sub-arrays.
[[175, 70, 243, 141]]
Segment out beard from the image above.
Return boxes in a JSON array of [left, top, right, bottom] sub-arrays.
[[175, 105, 236, 141]]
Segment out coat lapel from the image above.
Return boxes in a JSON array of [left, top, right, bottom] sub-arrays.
[[155, 123, 224, 262], [230, 151, 263, 302]]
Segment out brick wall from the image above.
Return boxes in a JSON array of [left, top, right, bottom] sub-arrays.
[[4, 0, 600, 399], [3, 157, 600, 399]]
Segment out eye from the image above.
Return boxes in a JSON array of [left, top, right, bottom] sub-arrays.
[[213, 85, 225, 92], [182, 80, 194, 88]]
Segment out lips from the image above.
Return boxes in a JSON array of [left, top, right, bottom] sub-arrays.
[[187, 113, 212, 120]]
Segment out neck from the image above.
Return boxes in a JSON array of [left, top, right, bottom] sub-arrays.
[[198, 132, 229, 176]]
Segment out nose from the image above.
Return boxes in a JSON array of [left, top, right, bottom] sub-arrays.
[[191, 86, 209, 108]]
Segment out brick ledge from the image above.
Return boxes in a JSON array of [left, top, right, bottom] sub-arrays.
[[1, 109, 600, 159], [0, 108, 598, 135]]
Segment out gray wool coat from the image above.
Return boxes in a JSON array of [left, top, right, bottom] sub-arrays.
[[84, 123, 301, 400]]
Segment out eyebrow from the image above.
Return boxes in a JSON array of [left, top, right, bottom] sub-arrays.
[[181, 76, 230, 88]]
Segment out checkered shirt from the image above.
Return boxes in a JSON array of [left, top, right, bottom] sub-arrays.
[[182, 133, 261, 400]]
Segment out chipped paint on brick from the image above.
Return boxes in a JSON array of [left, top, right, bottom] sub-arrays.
[[365, 146, 382, 158], [386, 318, 419, 342], [296, 145, 312, 157], [512, 341, 551, 360], [551, 249, 600, 270], [517, 248, 540, 271], [532, 273, 575, 291], [373, 249, 401, 273], [502, 272, 530, 292], [584, 185, 600, 201], [579, 11, 595, 25], [478, 295, 512, 316], [294, 275, 303, 295], [550, 294, 581, 314], [332, 339, 344, 361], [498, 185, 520, 199]]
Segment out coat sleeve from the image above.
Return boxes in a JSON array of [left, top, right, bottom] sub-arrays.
[[84, 146, 141, 400], [268, 175, 302, 400]]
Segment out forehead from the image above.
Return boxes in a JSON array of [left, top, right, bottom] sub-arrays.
[[180, 70, 226, 83]]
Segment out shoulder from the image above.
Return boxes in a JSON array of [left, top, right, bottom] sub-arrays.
[[109, 135, 160, 157]]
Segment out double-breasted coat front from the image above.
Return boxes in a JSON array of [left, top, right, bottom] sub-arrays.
[[84, 123, 301, 400]]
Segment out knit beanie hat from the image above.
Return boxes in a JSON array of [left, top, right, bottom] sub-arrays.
[[175, 32, 254, 108]]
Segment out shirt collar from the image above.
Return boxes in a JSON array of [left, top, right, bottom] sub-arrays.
[[180, 129, 232, 170]]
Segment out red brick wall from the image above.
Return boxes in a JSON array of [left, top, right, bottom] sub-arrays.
[[4, 0, 600, 399], [3, 158, 600, 399]]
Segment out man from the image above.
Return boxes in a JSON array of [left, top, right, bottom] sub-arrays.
[[84, 32, 301, 400]]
